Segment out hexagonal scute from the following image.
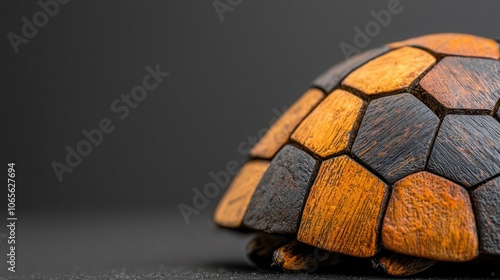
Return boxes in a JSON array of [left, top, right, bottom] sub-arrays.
[[420, 57, 500, 112], [382, 172, 478, 262], [388, 33, 500, 59], [250, 88, 324, 159], [352, 93, 439, 182], [243, 145, 319, 234], [291, 89, 364, 158], [472, 176, 500, 256], [428, 115, 500, 187], [342, 47, 436, 95], [297, 155, 389, 258], [312, 45, 389, 94]]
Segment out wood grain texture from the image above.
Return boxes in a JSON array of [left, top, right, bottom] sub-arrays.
[[352, 93, 439, 182], [382, 172, 479, 262], [419, 57, 500, 111], [312, 46, 389, 94], [428, 115, 500, 187], [472, 176, 500, 256], [213, 160, 270, 228], [342, 47, 436, 95], [291, 89, 364, 158], [243, 145, 319, 233], [297, 155, 389, 257], [272, 239, 341, 272], [250, 88, 324, 159], [388, 33, 500, 59], [372, 253, 436, 276], [246, 233, 291, 269]]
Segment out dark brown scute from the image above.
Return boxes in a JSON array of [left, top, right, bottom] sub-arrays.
[[352, 93, 439, 183], [427, 115, 500, 187], [243, 144, 319, 234], [472, 176, 500, 256], [420, 57, 500, 112]]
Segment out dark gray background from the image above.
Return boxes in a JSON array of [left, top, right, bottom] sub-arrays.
[[2, 0, 500, 277]]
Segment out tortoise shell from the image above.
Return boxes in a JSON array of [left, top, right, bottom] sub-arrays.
[[213, 33, 500, 276]]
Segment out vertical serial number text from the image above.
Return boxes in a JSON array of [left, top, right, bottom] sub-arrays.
[[7, 162, 17, 273]]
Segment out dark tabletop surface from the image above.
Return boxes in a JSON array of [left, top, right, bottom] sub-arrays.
[[1, 211, 499, 279]]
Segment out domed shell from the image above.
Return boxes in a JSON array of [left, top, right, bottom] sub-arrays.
[[214, 33, 500, 269]]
